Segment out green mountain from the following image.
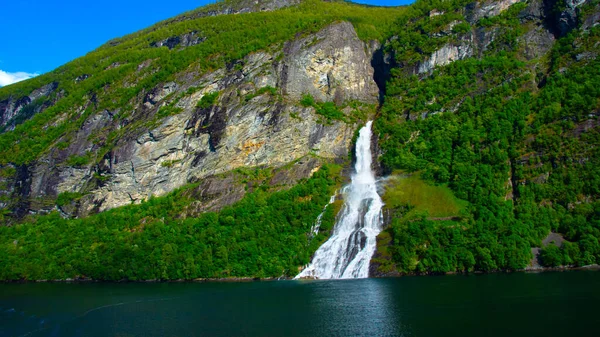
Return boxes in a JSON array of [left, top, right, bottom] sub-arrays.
[[0, 0, 599, 281]]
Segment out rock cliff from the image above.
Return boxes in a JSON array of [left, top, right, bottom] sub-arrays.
[[1, 18, 376, 219], [0, 82, 59, 131], [0, 0, 597, 225], [391, 0, 591, 76]]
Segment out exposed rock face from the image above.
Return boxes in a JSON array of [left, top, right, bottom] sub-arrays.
[[0, 82, 58, 131], [417, 42, 474, 74], [414, 0, 563, 74], [278, 21, 379, 104], [522, 25, 556, 59], [75, 74, 89, 83], [151, 31, 206, 49], [466, 0, 523, 24], [183, 156, 324, 216], [558, 0, 587, 36], [415, 0, 528, 75], [582, 4, 600, 30], [13, 20, 373, 217], [80, 88, 354, 214]]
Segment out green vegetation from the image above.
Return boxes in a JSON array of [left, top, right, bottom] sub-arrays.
[[0, 164, 341, 281], [244, 86, 278, 102], [315, 102, 345, 121], [539, 245, 563, 267], [160, 159, 182, 168], [157, 105, 184, 119], [375, 0, 600, 274], [0, 0, 405, 166], [56, 192, 84, 207], [300, 94, 315, 107], [66, 154, 91, 167], [196, 91, 220, 109], [383, 173, 467, 218], [300, 94, 345, 123], [2, 0, 600, 280]]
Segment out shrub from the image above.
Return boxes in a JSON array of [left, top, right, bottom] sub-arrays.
[[196, 92, 219, 109]]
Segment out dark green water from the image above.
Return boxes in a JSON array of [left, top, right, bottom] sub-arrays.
[[1, 271, 599, 337]]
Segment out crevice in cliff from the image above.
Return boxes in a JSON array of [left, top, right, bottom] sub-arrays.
[[371, 46, 396, 107], [13, 164, 32, 219], [130, 161, 138, 184]]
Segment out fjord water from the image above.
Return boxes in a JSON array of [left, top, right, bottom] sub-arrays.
[[296, 121, 384, 279], [1, 272, 600, 337]]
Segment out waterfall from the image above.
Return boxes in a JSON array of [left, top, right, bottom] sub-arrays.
[[295, 121, 383, 279], [309, 194, 337, 239]]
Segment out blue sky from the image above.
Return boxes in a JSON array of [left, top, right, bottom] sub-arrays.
[[0, 0, 412, 86]]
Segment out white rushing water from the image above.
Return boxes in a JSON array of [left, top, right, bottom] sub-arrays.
[[309, 194, 337, 238], [295, 121, 384, 279]]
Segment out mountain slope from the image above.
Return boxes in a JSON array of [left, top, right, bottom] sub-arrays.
[[0, 0, 402, 221], [373, 0, 600, 274], [0, 0, 599, 281], [0, 0, 403, 280]]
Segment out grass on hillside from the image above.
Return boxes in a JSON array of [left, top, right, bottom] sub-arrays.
[[382, 172, 468, 218]]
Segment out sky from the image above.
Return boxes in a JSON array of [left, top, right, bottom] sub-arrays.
[[0, 0, 413, 87]]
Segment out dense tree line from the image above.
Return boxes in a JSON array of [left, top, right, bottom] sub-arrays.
[[2, 0, 600, 280], [376, 0, 600, 273], [0, 165, 340, 280]]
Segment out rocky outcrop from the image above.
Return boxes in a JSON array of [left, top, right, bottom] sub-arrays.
[[582, 4, 600, 30], [465, 0, 523, 24], [0, 82, 59, 131], [414, 0, 526, 75], [414, 0, 567, 74], [522, 25, 556, 59], [183, 0, 301, 18], [417, 42, 474, 74], [558, 0, 587, 36], [75, 74, 89, 83], [278, 21, 379, 104], [9, 20, 374, 218], [78, 85, 354, 214], [182, 156, 324, 216], [151, 31, 206, 49]]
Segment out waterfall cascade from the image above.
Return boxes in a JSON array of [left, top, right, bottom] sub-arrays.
[[295, 121, 383, 279], [309, 194, 337, 239]]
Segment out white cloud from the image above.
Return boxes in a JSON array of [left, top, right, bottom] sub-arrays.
[[0, 70, 38, 87]]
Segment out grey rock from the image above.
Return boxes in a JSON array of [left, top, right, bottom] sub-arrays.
[[17, 21, 365, 216], [521, 26, 555, 59], [558, 0, 588, 36], [416, 41, 474, 74], [278, 21, 379, 104], [75, 74, 89, 83], [518, 0, 545, 21], [582, 4, 600, 30], [466, 0, 524, 24], [151, 31, 206, 49], [575, 51, 596, 61], [0, 82, 59, 130]]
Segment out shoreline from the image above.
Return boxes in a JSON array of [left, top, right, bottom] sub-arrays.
[[1, 264, 599, 284], [372, 264, 600, 278]]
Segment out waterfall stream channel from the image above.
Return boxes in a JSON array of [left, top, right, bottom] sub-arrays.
[[296, 121, 384, 279]]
